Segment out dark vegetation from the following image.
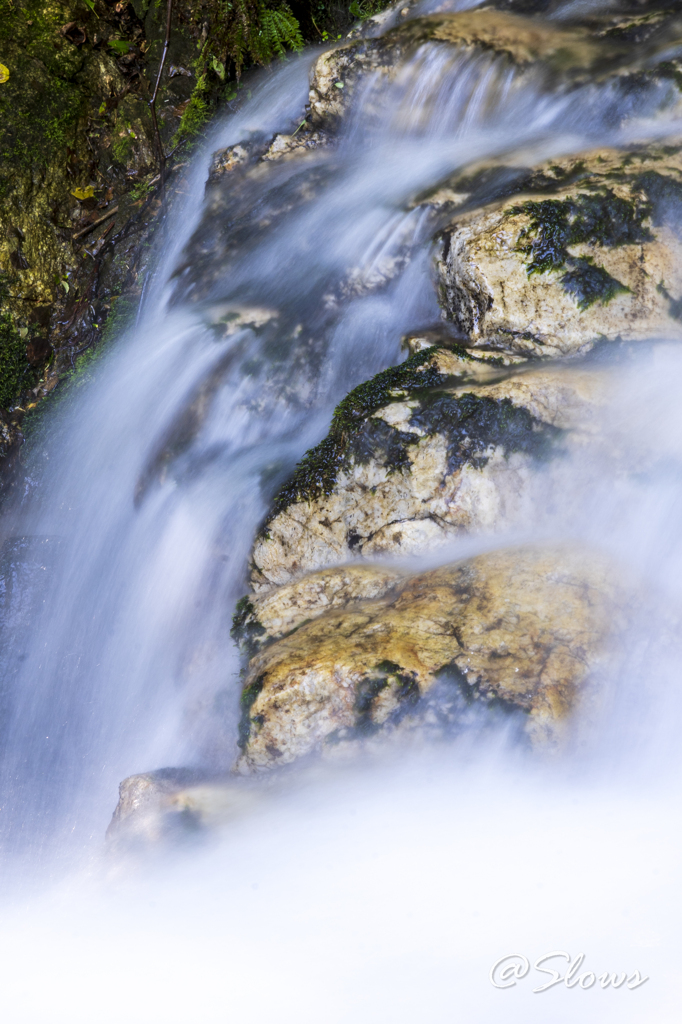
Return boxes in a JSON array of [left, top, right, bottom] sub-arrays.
[[352, 660, 420, 736], [237, 675, 265, 750], [508, 188, 653, 309], [347, 388, 560, 483], [0, 0, 388, 470], [231, 595, 267, 657], [408, 390, 560, 472]]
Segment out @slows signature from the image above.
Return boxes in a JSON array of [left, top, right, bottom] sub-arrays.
[[490, 952, 649, 992]]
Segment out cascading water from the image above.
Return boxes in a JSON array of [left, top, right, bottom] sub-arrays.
[[1, 1, 682, 1020]]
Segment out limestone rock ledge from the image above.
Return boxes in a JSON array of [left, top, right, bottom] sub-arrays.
[[236, 544, 632, 773], [250, 345, 609, 589], [308, 10, 617, 131]]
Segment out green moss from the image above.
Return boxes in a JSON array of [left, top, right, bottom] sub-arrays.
[[100, 296, 138, 345], [112, 122, 136, 167], [560, 256, 630, 311], [231, 596, 267, 657], [0, 4, 88, 180], [508, 188, 652, 309], [348, 416, 419, 473], [262, 346, 565, 532], [263, 348, 447, 525], [237, 675, 265, 751], [409, 391, 561, 472], [0, 309, 35, 410], [352, 660, 420, 736], [171, 0, 305, 148], [174, 77, 211, 146]]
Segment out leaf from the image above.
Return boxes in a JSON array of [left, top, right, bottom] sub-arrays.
[[108, 39, 131, 54], [71, 185, 96, 200], [18, 327, 28, 339], [210, 55, 225, 80], [98, 101, 106, 115], [83, 0, 96, 11], [0, 63, 9, 84], [334, 81, 345, 89], [61, 280, 70, 294]]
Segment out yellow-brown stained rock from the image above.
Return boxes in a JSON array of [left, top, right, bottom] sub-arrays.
[[237, 544, 631, 772]]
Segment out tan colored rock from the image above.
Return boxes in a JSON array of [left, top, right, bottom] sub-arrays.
[[233, 563, 406, 654], [436, 144, 682, 358], [237, 544, 631, 772], [402, 330, 528, 366], [261, 129, 328, 162], [251, 348, 610, 589], [206, 141, 257, 185]]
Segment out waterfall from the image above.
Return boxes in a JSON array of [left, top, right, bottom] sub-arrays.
[[1, 0, 682, 1019]]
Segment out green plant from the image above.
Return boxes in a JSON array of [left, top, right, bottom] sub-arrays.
[[129, 176, 157, 201], [349, 0, 385, 20]]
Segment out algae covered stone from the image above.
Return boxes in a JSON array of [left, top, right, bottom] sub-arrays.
[[436, 144, 682, 357], [236, 544, 631, 772]]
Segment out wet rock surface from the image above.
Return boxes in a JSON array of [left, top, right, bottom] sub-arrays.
[[308, 10, 618, 132], [250, 346, 609, 587], [236, 545, 632, 772]]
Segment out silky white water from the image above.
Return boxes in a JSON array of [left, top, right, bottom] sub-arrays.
[[1, 1, 682, 1019]]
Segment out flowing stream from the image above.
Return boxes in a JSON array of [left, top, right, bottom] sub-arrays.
[[1, 1, 682, 1020]]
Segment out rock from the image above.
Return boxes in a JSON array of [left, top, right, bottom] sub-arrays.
[[261, 128, 328, 162], [206, 141, 261, 185], [436, 143, 682, 357], [307, 11, 614, 130], [106, 767, 265, 851], [236, 544, 631, 772], [250, 346, 609, 589], [233, 563, 406, 655]]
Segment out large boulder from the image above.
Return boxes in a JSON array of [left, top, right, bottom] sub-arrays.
[[250, 345, 609, 589], [236, 544, 632, 772], [436, 143, 682, 357]]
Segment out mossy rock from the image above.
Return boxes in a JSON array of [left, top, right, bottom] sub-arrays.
[[436, 143, 682, 358], [0, 0, 200, 434], [249, 346, 610, 589]]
